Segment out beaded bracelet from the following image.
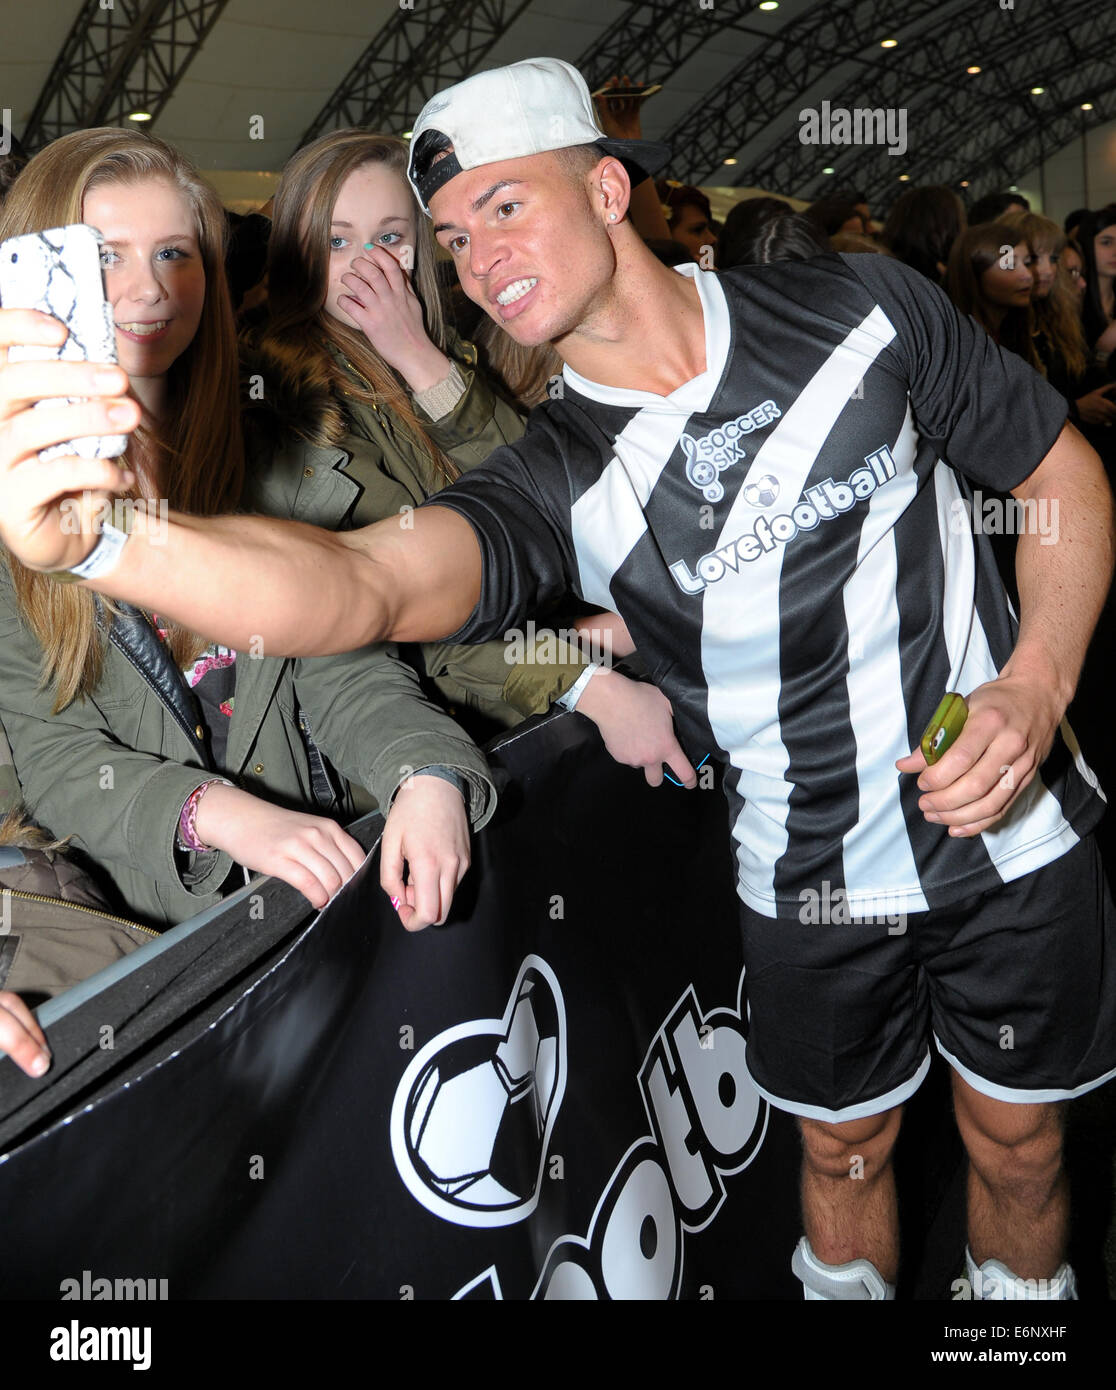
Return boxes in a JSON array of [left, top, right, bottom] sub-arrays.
[[176, 778, 233, 853]]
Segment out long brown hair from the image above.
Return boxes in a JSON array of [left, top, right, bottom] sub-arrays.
[[1000, 209, 1088, 380], [945, 221, 1040, 369], [259, 129, 457, 487], [473, 313, 561, 411], [883, 185, 966, 283], [0, 128, 243, 710]]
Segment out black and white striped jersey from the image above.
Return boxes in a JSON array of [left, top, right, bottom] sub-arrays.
[[426, 254, 1104, 919]]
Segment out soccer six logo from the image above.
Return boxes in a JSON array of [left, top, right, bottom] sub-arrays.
[[681, 400, 781, 502]]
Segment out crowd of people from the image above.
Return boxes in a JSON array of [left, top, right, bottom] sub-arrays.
[[0, 54, 1113, 1305]]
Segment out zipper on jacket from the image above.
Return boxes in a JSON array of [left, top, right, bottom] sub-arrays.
[[3, 888, 160, 936]]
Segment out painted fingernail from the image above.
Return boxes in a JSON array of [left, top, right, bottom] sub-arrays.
[[390, 895, 401, 909]]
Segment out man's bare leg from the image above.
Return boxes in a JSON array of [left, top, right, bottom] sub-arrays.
[[798, 1105, 904, 1284], [950, 1071, 1068, 1279]]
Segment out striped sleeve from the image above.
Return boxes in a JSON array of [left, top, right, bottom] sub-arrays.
[[419, 426, 578, 645], [839, 253, 1068, 492]]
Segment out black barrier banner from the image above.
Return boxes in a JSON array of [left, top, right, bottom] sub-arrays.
[[0, 711, 810, 1299]]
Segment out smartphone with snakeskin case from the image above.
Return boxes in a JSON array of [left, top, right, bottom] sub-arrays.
[[0, 223, 128, 461]]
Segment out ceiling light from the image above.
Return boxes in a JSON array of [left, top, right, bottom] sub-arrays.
[[127, 111, 152, 122], [881, 38, 898, 48], [1030, 86, 1045, 95], [967, 65, 981, 75]]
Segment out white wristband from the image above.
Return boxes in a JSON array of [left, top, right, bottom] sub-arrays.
[[64, 521, 131, 581], [553, 662, 601, 712]]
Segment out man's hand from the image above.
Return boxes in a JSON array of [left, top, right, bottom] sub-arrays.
[[379, 774, 471, 931], [338, 245, 451, 393], [896, 669, 1065, 836], [576, 668, 697, 787], [0, 991, 51, 1079], [0, 308, 139, 572], [194, 784, 366, 909]]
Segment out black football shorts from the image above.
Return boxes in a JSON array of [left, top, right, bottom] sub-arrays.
[[739, 835, 1116, 1121]]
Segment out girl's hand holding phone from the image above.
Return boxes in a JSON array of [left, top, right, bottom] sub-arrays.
[[337, 243, 451, 393], [0, 308, 139, 573]]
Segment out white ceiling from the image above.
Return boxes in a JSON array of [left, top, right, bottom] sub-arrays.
[[4, 0, 1110, 211], [1, 0, 815, 174]]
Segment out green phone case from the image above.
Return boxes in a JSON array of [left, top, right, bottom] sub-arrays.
[[921, 692, 968, 764]]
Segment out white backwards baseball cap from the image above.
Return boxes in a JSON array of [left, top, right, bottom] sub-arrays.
[[407, 56, 671, 215]]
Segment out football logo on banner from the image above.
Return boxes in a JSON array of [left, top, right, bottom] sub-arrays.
[[390, 956, 567, 1228]]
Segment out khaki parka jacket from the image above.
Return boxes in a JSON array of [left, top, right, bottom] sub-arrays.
[[240, 331, 591, 728], [0, 563, 496, 930]]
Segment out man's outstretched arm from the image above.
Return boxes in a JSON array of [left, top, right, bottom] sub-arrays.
[[89, 504, 483, 656], [0, 314, 480, 654]]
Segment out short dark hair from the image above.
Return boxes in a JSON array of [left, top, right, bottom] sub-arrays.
[[552, 143, 605, 183], [657, 180, 713, 227], [968, 190, 1030, 225], [719, 196, 791, 268], [805, 197, 864, 236], [723, 212, 829, 269]]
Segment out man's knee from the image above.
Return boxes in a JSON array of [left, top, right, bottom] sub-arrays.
[[953, 1083, 1064, 1185], [798, 1106, 902, 1181]]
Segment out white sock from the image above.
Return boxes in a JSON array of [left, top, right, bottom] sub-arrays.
[[964, 1246, 1077, 1300], [792, 1236, 896, 1300]]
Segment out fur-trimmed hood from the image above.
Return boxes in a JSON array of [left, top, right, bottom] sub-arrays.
[[240, 340, 351, 457]]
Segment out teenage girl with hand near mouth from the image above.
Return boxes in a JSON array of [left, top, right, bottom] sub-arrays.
[[0, 130, 495, 1068]]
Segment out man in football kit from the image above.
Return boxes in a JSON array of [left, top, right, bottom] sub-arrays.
[[1, 58, 1113, 1300]]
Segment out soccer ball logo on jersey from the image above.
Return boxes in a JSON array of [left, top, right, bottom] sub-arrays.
[[681, 400, 781, 502], [670, 443, 900, 595], [743, 474, 780, 508]]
